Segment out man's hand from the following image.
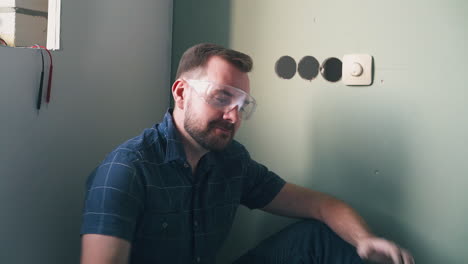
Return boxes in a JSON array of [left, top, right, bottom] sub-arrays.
[[356, 237, 414, 264]]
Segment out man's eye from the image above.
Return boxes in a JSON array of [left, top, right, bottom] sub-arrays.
[[213, 95, 230, 104], [209, 90, 232, 104], [240, 101, 251, 111]]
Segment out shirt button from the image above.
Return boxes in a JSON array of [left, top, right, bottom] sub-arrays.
[[196, 257, 200, 263], [162, 222, 168, 229], [194, 220, 198, 227]]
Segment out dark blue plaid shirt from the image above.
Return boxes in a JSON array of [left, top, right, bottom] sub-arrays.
[[80, 110, 286, 264]]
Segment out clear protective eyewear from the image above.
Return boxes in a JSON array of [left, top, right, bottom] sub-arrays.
[[186, 79, 257, 120]]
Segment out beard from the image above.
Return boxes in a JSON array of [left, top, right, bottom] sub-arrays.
[[184, 101, 235, 151]]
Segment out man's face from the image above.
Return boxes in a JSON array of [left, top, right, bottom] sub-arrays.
[[183, 56, 250, 151]]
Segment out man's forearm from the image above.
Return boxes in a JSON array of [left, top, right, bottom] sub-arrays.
[[263, 183, 374, 247], [263, 183, 414, 263], [81, 234, 130, 264], [318, 195, 374, 247]]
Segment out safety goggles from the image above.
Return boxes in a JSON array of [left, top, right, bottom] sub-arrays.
[[186, 79, 257, 120]]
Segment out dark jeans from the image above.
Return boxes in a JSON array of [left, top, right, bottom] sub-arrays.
[[232, 219, 363, 264]]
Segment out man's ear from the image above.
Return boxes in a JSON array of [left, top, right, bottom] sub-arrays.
[[172, 79, 188, 110]]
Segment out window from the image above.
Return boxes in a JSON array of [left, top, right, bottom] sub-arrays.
[[0, 0, 61, 50]]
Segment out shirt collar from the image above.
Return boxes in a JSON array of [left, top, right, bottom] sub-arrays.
[[158, 108, 222, 167], [158, 109, 187, 163]]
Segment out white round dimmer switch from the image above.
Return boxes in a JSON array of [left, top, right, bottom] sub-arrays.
[[351, 62, 363, 77]]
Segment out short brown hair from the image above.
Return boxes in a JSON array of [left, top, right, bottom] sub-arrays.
[[175, 43, 253, 79]]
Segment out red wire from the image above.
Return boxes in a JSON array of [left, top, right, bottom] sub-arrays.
[[31, 45, 54, 103], [0, 38, 7, 46]]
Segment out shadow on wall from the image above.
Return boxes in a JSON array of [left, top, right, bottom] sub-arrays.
[[171, 0, 232, 83], [303, 96, 450, 263]]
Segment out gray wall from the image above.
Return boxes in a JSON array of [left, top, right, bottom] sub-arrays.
[[170, 0, 231, 82], [172, 0, 468, 263], [0, 0, 173, 262]]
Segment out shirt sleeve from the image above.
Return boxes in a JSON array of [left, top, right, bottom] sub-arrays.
[[240, 152, 286, 209], [80, 150, 145, 242]]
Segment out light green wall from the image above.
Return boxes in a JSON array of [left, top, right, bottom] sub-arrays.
[[173, 0, 468, 263]]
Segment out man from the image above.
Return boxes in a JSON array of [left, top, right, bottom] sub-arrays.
[[80, 43, 414, 264]]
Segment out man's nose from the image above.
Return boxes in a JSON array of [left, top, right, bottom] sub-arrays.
[[222, 105, 240, 123]]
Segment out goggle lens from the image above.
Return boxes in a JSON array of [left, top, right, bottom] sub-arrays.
[[187, 79, 257, 120]]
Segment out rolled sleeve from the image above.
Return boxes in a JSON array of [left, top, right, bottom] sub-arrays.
[[80, 150, 144, 242], [241, 157, 286, 210]]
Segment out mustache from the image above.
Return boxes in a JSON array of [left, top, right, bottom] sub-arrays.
[[209, 120, 235, 131]]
